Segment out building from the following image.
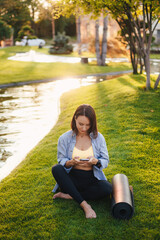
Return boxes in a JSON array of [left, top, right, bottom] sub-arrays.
[[79, 14, 129, 58], [80, 14, 120, 43]]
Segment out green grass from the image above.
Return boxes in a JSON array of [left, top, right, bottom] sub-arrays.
[[0, 46, 132, 85], [0, 74, 159, 240], [150, 54, 160, 59]]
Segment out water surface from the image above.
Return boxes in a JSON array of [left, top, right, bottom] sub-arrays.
[[0, 76, 109, 181]]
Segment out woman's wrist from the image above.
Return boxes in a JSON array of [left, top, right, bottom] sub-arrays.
[[95, 159, 101, 168], [89, 157, 98, 165], [93, 158, 98, 165], [65, 160, 73, 168]]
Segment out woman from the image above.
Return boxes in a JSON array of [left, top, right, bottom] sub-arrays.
[[52, 104, 112, 218]]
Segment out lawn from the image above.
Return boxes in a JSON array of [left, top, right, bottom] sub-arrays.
[[0, 46, 132, 85], [150, 54, 160, 59], [0, 74, 159, 240]]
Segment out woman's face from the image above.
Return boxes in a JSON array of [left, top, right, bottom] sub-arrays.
[[75, 115, 91, 135]]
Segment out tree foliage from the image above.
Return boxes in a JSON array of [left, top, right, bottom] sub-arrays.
[[0, 20, 12, 41], [0, 0, 45, 38], [0, 0, 31, 38], [27, 0, 40, 20]]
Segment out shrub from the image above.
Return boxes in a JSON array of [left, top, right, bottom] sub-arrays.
[[49, 32, 73, 54], [17, 25, 36, 40]]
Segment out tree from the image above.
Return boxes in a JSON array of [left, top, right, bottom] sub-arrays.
[[27, 0, 40, 21], [95, 15, 108, 66], [154, 73, 160, 89], [50, 0, 109, 64], [50, 0, 83, 54], [26, 0, 41, 33], [49, 0, 160, 88], [65, 1, 109, 65], [117, 19, 143, 74], [79, 0, 160, 89], [34, 4, 53, 38], [0, 20, 12, 41], [76, 15, 81, 55], [0, 0, 45, 39], [77, 2, 109, 66], [0, 0, 31, 38], [16, 25, 36, 42], [104, 0, 160, 89]]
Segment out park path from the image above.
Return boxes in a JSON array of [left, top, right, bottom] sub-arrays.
[[8, 49, 129, 63]]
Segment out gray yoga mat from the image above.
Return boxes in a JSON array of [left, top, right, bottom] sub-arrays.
[[111, 174, 134, 220]]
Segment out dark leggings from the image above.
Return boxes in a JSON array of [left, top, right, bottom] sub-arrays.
[[52, 164, 112, 204]]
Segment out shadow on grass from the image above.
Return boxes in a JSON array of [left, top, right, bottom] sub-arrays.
[[115, 74, 146, 90]]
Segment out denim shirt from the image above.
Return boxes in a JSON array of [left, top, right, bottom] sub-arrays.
[[52, 130, 109, 192]]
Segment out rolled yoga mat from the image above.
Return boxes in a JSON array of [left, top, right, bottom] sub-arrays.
[[111, 173, 134, 220]]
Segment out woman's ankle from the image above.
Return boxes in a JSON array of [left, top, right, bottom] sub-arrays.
[[80, 201, 96, 218]]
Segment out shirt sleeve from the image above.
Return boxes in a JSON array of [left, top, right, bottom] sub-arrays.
[[93, 133, 109, 171], [57, 135, 72, 171]]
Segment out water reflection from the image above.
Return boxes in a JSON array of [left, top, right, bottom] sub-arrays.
[[0, 76, 108, 181], [150, 60, 160, 74]]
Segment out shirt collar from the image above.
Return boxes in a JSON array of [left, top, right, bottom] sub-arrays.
[[71, 130, 94, 139]]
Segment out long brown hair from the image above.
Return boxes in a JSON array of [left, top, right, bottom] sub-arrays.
[[71, 104, 98, 138]]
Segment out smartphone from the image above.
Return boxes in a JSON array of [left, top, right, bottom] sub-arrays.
[[80, 158, 89, 161]]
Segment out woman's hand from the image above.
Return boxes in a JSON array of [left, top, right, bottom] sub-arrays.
[[76, 156, 98, 168], [65, 156, 98, 168], [71, 156, 81, 166], [88, 156, 98, 165], [65, 156, 85, 168]]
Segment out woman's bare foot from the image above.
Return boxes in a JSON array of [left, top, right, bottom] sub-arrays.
[[80, 201, 97, 219], [53, 192, 73, 200]]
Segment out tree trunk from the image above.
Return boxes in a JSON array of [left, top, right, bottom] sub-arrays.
[[52, 17, 55, 40], [130, 47, 138, 74], [95, 19, 102, 66], [76, 16, 81, 55], [139, 56, 144, 74], [144, 53, 151, 90], [154, 73, 160, 89], [101, 16, 108, 66]]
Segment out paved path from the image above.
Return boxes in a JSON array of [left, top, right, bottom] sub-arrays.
[[8, 50, 129, 63]]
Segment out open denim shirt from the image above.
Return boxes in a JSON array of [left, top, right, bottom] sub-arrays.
[[52, 130, 109, 192]]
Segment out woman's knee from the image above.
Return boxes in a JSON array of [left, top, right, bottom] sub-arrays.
[[52, 164, 64, 176], [100, 180, 113, 195], [107, 182, 113, 194]]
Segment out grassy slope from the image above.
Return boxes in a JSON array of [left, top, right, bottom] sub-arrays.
[[0, 74, 159, 240], [0, 46, 132, 85]]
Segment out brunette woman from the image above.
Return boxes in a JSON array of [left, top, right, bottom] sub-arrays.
[[52, 104, 112, 218]]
